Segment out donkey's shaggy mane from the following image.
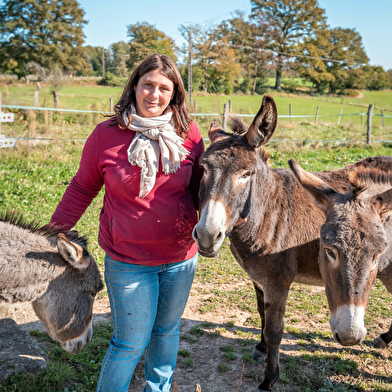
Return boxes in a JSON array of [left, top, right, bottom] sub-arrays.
[[0, 210, 88, 248], [230, 115, 248, 135], [349, 167, 392, 195]]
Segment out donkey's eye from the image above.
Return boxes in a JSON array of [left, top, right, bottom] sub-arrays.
[[325, 248, 336, 261], [241, 171, 251, 179]]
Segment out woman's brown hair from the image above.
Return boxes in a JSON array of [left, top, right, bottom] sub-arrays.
[[113, 54, 191, 139]]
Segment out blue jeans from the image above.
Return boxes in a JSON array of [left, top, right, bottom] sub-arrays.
[[96, 253, 198, 392]]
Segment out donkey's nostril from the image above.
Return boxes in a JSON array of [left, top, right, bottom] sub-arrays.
[[216, 231, 224, 242], [192, 227, 198, 241], [335, 333, 342, 345]]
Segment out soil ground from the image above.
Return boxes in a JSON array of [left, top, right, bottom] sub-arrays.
[[1, 284, 391, 392]]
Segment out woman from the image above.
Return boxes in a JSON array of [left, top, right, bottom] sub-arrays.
[[50, 54, 204, 392]]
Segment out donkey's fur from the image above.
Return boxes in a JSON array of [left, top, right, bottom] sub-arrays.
[[0, 211, 104, 354], [193, 95, 392, 391], [290, 160, 392, 349]]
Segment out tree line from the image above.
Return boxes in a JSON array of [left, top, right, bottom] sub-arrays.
[[1, 0, 391, 95]]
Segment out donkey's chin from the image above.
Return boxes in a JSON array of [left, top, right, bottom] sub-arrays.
[[198, 247, 220, 258], [61, 322, 93, 354], [192, 226, 225, 258]]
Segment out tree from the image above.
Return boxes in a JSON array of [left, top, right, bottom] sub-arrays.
[[296, 28, 336, 93], [109, 41, 130, 77], [348, 65, 389, 91], [387, 69, 392, 89], [298, 27, 368, 93], [219, 10, 275, 93], [126, 22, 177, 69], [325, 27, 369, 93], [80, 46, 104, 76], [250, 0, 328, 90], [0, 0, 87, 79], [180, 24, 217, 93], [207, 37, 241, 94]]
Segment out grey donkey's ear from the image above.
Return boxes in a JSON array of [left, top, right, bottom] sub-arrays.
[[208, 122, 231, 143], [370, 188, 392, 219], [245, 94, 277, 149], [56, 233, 90, 270], [289, 158, 340, 213]]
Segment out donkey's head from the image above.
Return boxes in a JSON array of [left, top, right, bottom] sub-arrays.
[[32, 233, 104, 354], [193, 95, 277, 257], [290, 158, 392, 346]]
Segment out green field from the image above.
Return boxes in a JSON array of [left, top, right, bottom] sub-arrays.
[[1, 85, 392, 146]]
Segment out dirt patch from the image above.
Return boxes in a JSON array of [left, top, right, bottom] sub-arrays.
[[1, 283, 391, 392]]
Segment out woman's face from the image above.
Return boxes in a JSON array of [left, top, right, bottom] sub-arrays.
[[134, 69, 174, 118]]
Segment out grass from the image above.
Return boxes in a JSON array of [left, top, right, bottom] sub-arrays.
[[1, 88, 392, 391], [1, 85, 392, 142]]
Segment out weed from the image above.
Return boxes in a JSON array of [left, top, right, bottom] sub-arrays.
[[217, 363, 230, 372], [182, 359, 193, 368], [223, 351, 236, 360], [28, 330, 47, 338], [180, 333, 197, 343], [178, 350, 190, 357], [220, 345, 235, 353], [242, 352, 257, 364], [190, 325, 204, 336]]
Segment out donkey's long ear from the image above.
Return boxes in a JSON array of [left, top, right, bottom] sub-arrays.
[[208, 122, 231, 143], [57, 233, 90, 270], [370, 188, 392, 219], [245, 94, 277, 149], [289, 158, 339, 213]]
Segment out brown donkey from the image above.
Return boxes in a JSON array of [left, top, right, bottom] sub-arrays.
[[290, 159, 392, 348], [0, 211, 104, 354], [192, 95, 392, 391]]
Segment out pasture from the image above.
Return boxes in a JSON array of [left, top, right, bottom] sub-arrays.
[[0, 88, 392, 391], [1, 85, 392, 150]]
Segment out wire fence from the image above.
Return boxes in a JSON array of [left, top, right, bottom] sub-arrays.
[[1, 103, 392, 146]]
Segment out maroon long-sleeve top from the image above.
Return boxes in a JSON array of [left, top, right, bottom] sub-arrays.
[[51, 119, 204, 265]]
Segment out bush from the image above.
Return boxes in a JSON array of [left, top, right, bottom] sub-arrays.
[[99, 72, 126, 87]]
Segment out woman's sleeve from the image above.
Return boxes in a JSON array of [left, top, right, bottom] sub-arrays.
[[189, 123, 205, 211], [50, 127, 104, 230]]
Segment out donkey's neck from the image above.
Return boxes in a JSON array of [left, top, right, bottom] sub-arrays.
[[0, 255, 66, 303], [230, 167, 323, 255], [0, 225, 67, 303]]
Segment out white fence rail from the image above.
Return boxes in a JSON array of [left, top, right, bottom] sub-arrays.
[[1, 103, 391, 146]]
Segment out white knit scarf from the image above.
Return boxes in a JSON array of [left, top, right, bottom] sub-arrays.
[[123, 106, 189, 198]]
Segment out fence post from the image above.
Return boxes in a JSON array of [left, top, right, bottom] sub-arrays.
[[381, 109, 384, 127], [229, 100, 232, 112], [367, 104, 374, 144], [34, 90, 39, 107], [52, 91, 59, 109], [222, 103, 228, 131], [315, 106, 319, 124], [110, 98, 113, 112], [361, 111, 363, 126], [338, 108, 343, 125], [194, 99, 197, 113], [289, 104, 292, 122]]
